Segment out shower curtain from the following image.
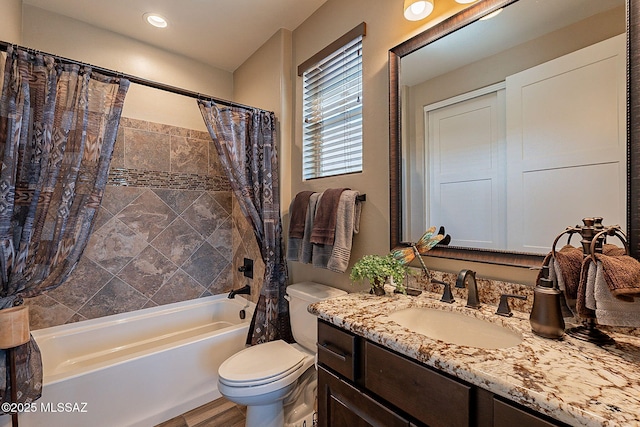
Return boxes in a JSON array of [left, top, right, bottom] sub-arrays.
[[199, 100, 293, 345], [0, 46, 129, 409]]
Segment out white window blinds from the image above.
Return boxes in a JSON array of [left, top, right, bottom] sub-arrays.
[[302, 33, 363, 180]]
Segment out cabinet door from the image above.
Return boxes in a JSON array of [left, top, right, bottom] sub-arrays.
[[318, 366, 411, 427], [494, 399, 564, 427]]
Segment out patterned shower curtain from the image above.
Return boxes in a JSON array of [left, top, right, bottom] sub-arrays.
[[0, 46, 129, 409], [198, 100, 293, 345]]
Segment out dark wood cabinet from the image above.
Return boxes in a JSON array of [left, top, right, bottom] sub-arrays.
[[317, 319, 567, 427]]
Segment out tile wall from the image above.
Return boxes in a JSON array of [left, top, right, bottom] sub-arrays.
[[25, 117, 263, 330]]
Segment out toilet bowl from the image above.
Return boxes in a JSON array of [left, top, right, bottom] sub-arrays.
[[217, 282, 346, 427]]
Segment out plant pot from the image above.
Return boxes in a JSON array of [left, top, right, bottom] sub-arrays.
[[370, 278, 386, 296]]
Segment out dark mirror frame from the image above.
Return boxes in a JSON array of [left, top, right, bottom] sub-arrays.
[[389, 0, 638, 268]]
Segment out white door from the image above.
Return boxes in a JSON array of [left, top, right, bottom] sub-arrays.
[[426, 87, 506, 249], [505, 34, 626, 253]]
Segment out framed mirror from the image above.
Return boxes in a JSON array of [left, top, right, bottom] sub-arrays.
[[389, 0, 638, 267]]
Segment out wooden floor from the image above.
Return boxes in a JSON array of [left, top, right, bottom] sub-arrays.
[[156, 397, 246, 427]]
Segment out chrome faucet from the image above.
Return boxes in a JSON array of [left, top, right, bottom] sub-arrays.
[[455, 269, 481, 309]]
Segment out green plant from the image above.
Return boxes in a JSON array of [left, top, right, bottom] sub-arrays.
[[350, 254, 408, 293]]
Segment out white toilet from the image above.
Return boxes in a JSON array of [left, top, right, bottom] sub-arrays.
[[218, 282, 346, 427]]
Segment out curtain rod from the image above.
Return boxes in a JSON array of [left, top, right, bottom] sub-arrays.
[[0, 40, 266, 113]]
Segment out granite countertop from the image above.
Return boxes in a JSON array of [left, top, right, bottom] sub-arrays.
[[309, 287, 640, 427]]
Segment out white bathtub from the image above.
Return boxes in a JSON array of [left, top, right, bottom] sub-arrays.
[[0, 295, 254, 427]]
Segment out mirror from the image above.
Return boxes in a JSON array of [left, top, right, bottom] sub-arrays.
[[389, 0, 639, 267]]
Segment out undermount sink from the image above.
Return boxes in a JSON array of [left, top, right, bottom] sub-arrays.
[[385, 307, 523, 349]]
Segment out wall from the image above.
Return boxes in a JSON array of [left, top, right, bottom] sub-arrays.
[[22, 4, 233, 131], [0, 0, 22, 44], [284, 0, 488, 292]]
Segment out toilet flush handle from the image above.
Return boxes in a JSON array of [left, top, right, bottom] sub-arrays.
[[284, 294, 291, 302]]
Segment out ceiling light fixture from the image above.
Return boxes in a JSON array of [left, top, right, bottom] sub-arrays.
[[455, 0, 478, 4], [403, 0, 434, 21], [143, 13, 168, 28], [480, 8, 503, 20]]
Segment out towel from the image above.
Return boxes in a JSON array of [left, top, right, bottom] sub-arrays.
[[289, 191, 315, 239], [546, 245, 583, 300], [312, 190, 362, 273], [287, 193, 320, 263], [596, 250, 640, 301], [310, 188, 349, 246], [582, 260, 640, 327]]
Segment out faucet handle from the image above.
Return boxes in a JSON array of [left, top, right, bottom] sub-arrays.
[[431, 279, 455, 304], [496, 294, 527, 317]]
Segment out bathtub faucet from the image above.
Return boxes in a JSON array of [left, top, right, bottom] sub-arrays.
[[228, 284, 251, 299]]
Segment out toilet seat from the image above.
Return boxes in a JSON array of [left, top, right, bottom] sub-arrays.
[[218, 340, 307, 387]]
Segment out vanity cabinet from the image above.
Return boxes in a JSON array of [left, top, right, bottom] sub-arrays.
[[317, 319, 567, 427]]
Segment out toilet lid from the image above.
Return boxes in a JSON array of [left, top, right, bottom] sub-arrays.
[[219, 340, 306, 384]]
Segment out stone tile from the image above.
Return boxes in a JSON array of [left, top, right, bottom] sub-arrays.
[[151, 269, 206, 306], [124, 128, 170, 171], [182, 242, 230, 288], [142, 299, 159, 309], [101, 185, 144, 215], [209, 217, 233, 261], [170, 136, 208, 174], [148, 122, 173, 135], [120, 117, 148, 130], [117, 246, 178, 298], [182, 192, 230, 237], [152, 189, 203, 215], [78, 277, 148, 320], [67, 313, 88, 324], [209, 140, 224, 175], [208, 263, 234, 295], [190, 129, 211, 140], [151, 217, 204, 266], [46, 258, 113, 311], [24, 294, 76, 330], [84, 217, 148, 274], [116, 189, 177, 242], [92, 207, 113, 232], [110, 125, 125, 169], [211, 191, 233, 215]]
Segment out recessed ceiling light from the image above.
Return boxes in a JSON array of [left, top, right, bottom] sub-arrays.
[[455, 0, 478, 3], [144, 13, 168, 28]]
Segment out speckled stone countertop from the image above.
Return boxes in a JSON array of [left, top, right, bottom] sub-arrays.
[[309, 286, 640, 427]]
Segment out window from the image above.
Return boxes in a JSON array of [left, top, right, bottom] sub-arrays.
[[299, 23, 365, 180]]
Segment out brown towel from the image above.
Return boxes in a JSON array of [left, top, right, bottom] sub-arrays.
[[576, 257, 596, 319], [596, 251, 640, 301], [539, 245, 583, 300], [289, 191, 315, 239], [310, 188, 349, 246]]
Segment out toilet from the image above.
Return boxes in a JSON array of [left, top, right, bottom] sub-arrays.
[[218, 282, 347, 427]]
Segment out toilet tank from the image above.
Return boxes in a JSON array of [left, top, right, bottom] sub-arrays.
[[285, 282, 347, 352]]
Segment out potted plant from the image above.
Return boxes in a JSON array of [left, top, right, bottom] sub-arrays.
[[350, 254, 408, 296]]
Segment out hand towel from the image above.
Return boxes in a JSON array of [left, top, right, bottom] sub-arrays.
[[312, 190, 362, 273], [287, 192, 320, 263], [289, 191, 315, 239], [310, 188, 349, 246], [595, 251, 640, 301], [588, 260, 640, 327]]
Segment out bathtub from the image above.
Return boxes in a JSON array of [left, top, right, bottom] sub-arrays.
[[0, 295, 254, 427]]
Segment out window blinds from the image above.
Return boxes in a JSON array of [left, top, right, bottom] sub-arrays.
[[302, 35, 363, 180]]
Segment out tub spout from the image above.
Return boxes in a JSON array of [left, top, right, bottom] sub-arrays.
[[228, 284, 251, 299]]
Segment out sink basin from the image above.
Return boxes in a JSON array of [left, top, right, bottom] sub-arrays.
[[385, 307, 523, 349]]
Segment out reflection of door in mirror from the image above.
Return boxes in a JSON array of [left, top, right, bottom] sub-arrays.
[[425, 86, 505, 249], [402, 0, 626, 254]]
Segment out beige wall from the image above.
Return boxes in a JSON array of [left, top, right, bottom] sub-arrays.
[[284, 0, 480, 292], [21, 5, 234, 131], [0, 0, 22, 44]]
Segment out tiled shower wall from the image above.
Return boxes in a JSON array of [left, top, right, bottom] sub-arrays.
[[25, 117, 263, 330]]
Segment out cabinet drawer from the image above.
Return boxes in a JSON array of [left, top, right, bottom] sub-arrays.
[[493, 399, 563, 427], [318, 366, 411, 427], [365, 341, 470, 427], [317, 320, 358, 381]]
